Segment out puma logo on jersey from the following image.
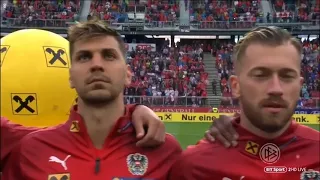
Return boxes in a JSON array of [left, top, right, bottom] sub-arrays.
[[49, 155, 71, 170]]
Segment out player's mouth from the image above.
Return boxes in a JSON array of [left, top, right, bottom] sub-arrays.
[[88, 78, 110, 84], [262, 103, 286, 113], [90, 79, 106, 83]]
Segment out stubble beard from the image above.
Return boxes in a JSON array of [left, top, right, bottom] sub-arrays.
[[79, 84, 123, 107], [240, 96, 295, 133], [81, 94, 118, 107]]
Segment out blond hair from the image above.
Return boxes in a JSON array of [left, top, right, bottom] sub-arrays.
[[233, 26, 302, 73], [68, 20, 126, 58]]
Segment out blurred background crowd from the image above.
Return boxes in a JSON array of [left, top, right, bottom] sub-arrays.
[[1, 0, 319, 109], [2, 0, 319, 26]]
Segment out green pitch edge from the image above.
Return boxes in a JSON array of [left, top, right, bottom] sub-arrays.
[[164, 123, 320, 150]]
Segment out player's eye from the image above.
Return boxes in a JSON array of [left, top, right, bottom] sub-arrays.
[[103, 52, 116, 59], [279, 69, 298, 80], [280, 74, 296, 82], [252, 72, 270, 79], [101, 49, 117, 60], [78, 54, 91, 62], [254, 74, 266, 77], [76, 51, 92, 62], [279, 71, 297, 80], [281, 74, 295, 78]]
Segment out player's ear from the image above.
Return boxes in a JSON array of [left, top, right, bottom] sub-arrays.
[[124, 65, 132, 86], [229, 75, 240, 98], [69, 69, 75, 89], [299, 76, 304, 86], [69, 78, 75, 89]]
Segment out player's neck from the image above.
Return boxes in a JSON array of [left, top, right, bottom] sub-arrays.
[[239, 113, 291, 140], [77, 98, 125, 149]]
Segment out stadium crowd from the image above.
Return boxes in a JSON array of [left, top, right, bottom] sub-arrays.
[[2, 0, 319, 27], [2, 0, 80, 27], [88, 0, 180, 25], [88, 0, 128, 22], [271, 0, 320, 24], [215, 38, 320, 109], [190, 0, 264, 29], [145, 0, 179, 23], [124, 42, 209, 107], [1, 0, 318, 109]]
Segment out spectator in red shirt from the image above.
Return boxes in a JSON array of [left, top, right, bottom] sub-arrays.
[[3, 20, 182, 180], [169, 27, 319, 180]]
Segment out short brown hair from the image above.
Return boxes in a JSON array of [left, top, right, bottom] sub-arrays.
[[68, 20, 126, 59], [233, 26, 302, 73]]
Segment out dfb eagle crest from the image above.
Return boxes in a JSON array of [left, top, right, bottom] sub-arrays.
[[126, 153, 148, 175], [300, 169, 320, 180]]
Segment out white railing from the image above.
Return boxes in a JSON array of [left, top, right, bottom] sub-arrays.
[[123, 95, 319, 108]]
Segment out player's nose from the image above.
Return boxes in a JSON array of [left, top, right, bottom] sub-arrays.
[[267, 75, 284, 96], [89, 54, 105, 72]]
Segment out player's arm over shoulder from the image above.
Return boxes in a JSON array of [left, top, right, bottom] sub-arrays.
[[143, 133, 182, 179], [1, 117, 41, 143], [3, 127, 58, 179], [160, 133, 183, 159], [0, 117, 40, 171], [153, 133, 182, 164], [168, 140, 213, 180], [297, 124, 320, 141], [2, 129, 40, 179], [296, 125, 320, 170]]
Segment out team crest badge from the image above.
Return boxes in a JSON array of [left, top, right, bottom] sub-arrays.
[[126, 153, 148, 175], [300, 169, 320, 180]]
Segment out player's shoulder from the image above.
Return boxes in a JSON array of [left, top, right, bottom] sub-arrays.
[[20, 124, 65, 144], [1, 117, 10, 126], [1, 117, 13, 132], [295, 123, 320, 142], [180, 139, 222, 161], [169, 139, 222, 172], [162, 133, 183, 152], [187, 138, 221, 151], [1, 117, 17, 129]]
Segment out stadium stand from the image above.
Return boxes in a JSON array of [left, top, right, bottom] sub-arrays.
[[299, 38, 320, 108], [215, 38, 320, 109], [189, 0, 263, 29], [87, 0, 180, 27], [272, 0, 320, 23], [2, 0, 318, 27], [2, 0, 80, 27], [88, 0, 128, 22], [145, 0, 179, 23], [124, 42, 208, 107], [1, 0, 318, 109]]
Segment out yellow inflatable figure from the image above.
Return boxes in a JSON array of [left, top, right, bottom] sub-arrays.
[[1, 29, 76, 127]]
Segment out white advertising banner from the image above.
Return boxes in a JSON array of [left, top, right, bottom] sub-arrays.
[[125, 43, 156, 52]]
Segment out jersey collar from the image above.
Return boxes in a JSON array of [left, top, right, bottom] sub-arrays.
[[234, 117, 299, 159], [65, 104, 136, 139]]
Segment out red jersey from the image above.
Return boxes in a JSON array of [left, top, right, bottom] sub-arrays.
[[0, 117, 40, 171], [169, 118, 320, 180], [3, 105, 182, 180]]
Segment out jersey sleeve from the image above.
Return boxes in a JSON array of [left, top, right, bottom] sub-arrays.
[[1, 137, 24, 179], [2, 131, 49, 179], [168, 141, 216, 180], [147, 133, 183, 179], [167, 151, 198, 180], [163, 133, 183, 165], [0, 117, 40, 171]]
